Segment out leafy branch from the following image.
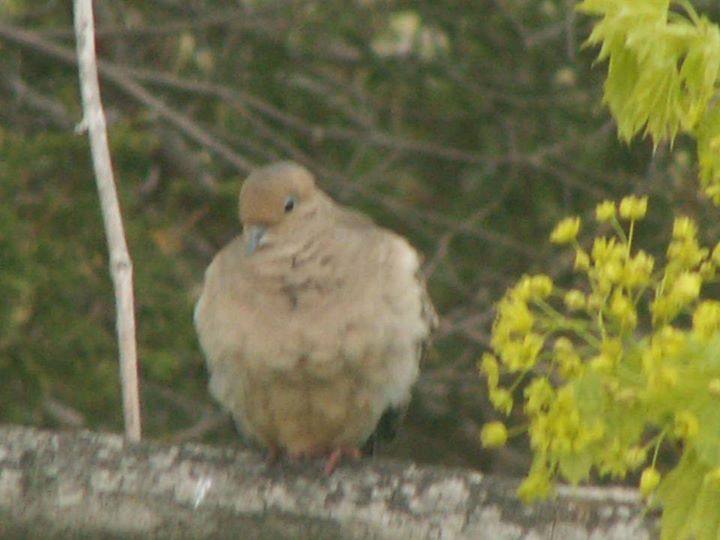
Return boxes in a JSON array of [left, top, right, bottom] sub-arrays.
[[578, 0, 720, 202], [483, 2, 720, 539]]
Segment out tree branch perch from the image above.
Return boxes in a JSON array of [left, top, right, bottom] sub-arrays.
[[0, 426, 657, 539]]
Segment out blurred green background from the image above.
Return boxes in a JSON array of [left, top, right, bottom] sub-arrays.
[[1, 0, 719, 476]]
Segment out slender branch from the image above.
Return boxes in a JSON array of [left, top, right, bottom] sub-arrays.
[[121, 67, 491, 165], [0, 21, 254, 173], [42, 12, 287, 40], [3, 75, 74, 129], [99, 66, 254, 172], [171, 411, 232, 443], [0, 21, 594, 173], [73, 0, 141, 441]]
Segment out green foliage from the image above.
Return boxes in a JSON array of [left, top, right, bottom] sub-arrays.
[[578, 0, 720, 202], [0, 125, 209, 432], [484, 199, 720, 538], [656, 450, 719, 540], [483, 2, 720, 535], [0, 130, 120, 425]]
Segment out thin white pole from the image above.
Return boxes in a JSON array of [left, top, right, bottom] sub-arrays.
[[73, 0, 142, 441]]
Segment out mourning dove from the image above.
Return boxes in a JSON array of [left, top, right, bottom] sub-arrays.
[[194, 161, 436, 473]]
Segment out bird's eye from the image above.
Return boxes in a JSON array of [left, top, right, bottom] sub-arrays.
[[284, 196, 296, 213]]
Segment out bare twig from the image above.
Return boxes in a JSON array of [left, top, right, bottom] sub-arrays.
[[43, 397, 86, 428], [97, 64, 255, 172], [117, 68, 492, 165], [171, 411, 232, 443], [0, 22, 254, 173], [4, 75, 74, 129], [73, 0, 141, 441], [42, 12, 287, 40]]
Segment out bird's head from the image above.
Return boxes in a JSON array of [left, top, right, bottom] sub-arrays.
[[239, 161, 319, 255]]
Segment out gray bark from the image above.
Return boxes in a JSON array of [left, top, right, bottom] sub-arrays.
[[0, 426, 657, 539]]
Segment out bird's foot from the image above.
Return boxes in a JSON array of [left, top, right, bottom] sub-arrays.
[[323, 447, 362, 476], [278, 446, 363, 475]]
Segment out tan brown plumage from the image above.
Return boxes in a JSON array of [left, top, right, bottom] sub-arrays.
[[194, 161, 436, 472]]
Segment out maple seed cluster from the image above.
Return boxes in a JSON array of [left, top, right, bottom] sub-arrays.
[[480, 196, 720, 505]]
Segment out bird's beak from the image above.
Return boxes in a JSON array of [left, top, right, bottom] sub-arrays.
[[246, 225, 267, 255]]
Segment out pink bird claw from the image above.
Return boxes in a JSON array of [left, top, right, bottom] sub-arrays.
[[324, 447, 362, 476]]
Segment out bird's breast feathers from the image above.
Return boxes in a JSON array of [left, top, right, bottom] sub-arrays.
[[196, 225, 430, 382]]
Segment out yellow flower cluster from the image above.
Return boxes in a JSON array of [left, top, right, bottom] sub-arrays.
[[481, 196, 720, 505], [651, 215, 712, 324], [619, 195, 647, 220], [640, 467, 661, 497], [480, 421, 508, 448], [550, 217, 580, 244]]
